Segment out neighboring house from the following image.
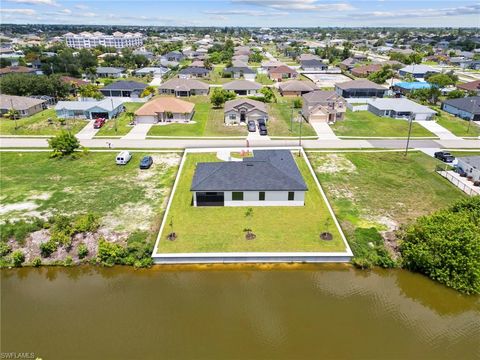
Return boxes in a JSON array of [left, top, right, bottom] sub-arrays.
[[55, 98, 124, 119], [99, 81, 147, 98], [134, 97, 195, 124], [0, 95, 46, 118], [456, 156, 480, 181], [96, 67, 125, 78], [60, 76, 88, 87], [298, 54, 321, 62], [232, 54, 249, 63], [368, 98, 436, 120], [190, 60, 204, 67], [191, 150, 308, 207], [457, 80, 480, 95], [223, 66, 256, 81], [178, 67, 211, 79], [398, 65, 439, 80], [224, 98, 268, 125], [0, 65, 35, 77], [223, 80, 262, 96], [261, 60, 285, 72], [441, 96, 480, 121], [268, 65, 298, 81], [302, 91, 346, 123], [335, 79, 388, 98], [158, 78, 210, 97], [300, 59, 328, 71], [351, 64, 382, 77], [339, 57, 360, 70], [392, 81, 431, 95], [278, 80, 318, 96], [135, 66, 170, 77], [163, 51, 185, 62]]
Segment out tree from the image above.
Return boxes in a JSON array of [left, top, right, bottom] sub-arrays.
[[249, 50, 263, 63], [426, 73, 455, 88], [446, 90, 466, 100], [78, 84, 103, 100], [5, 108, 19, 120], [368, 65, 394, 84], [259, 87, 276, 103], [400, 197, 480, 294], [244, 207, 255, 240], [140, 86, 157, 98], [210, 88, 236, 108], [0, 74, 70, 98], [48, 131, 80, 157]]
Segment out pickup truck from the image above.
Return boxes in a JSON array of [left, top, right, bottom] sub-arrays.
[[434, 151, 455, 163]]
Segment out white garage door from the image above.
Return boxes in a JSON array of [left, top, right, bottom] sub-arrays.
[[135, 115, 156, 124]]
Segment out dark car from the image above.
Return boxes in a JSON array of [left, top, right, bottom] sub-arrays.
[[259, 124, 268, 136], [434, 151, 455, 163], [93, 118, 106, 129], [257, 118, 266, 127], [247, 120, 256, 132], [455, 167, 467, 177], [139, 156, 153, 169]]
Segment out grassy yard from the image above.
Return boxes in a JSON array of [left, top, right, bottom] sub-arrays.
[[434, 107, 480, 137], [331, 110, 435, 137], [95, 102, 143, 137], [0, 109, 86, 136], [201, 65, 232, 85], [147, 96, 247, 137], [157, 152, 346, 253], [255, 73, 274, 85], [268, 99, 317, 137]]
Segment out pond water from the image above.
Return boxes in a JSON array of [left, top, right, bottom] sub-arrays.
[[1, 265, 479, 359]]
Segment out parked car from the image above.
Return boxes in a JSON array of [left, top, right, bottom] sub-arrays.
[[93, 118, 106, 129], [140, 155, 153, 169], [257, 118, 266, 127], [455, 166, 467, 177], [116, 151, 132, 165], [247, 120, 256, 132], [434, 151, 455, 163], [259, 124, 268, 136]]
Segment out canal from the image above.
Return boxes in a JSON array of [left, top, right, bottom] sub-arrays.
[[2, 265, 479, 359]]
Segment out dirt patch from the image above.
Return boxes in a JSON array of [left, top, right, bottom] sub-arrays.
[[102, 203, 154, 233], [316, 154, 357, 174], [0, 202, 38, 215], [326, 185, 356, 200]]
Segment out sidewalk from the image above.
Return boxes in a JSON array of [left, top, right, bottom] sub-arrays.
[[122, 124, 153, 140], [76, 120, 99, 140], [415, 121, 459, 140]]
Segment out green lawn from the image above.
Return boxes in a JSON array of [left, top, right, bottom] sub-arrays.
[[331, 110, 436, 137], [0, 109, 86, 136], [201, 65, 232, 85], [308, 151, 465, 231], [255, 73, 274, 85], [95, 102, 143, 137], [434, 107, 480, 137], [147, 96, 246, 137], [0, 152, 179, 232], [268, 99, 317, 137], [157, 152, 346, 253]]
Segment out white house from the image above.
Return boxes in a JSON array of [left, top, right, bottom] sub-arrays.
[[55, 98, 124, 119], [457, 156, 480, 181], [191, 150, 307, 207], [367, 98, 436, 121], [223, 80, 262, 96], [224, 99, 268, 125]]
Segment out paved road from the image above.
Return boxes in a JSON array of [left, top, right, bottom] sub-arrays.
[[2, 137, 479, 150]]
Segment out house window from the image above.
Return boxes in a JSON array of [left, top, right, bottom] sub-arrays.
[[259, 192, 265, 201], [229, 114, 236, 120], [288, 192, 295, 201], [232, 192, 244, 201]]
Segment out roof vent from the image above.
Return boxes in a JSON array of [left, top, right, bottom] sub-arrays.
[[246, 163, 254, 167]]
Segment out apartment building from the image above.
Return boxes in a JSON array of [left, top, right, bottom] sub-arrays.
[[64, 31, 143, 49]]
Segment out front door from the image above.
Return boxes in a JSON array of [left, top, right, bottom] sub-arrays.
[[240, 111, 246, 122]]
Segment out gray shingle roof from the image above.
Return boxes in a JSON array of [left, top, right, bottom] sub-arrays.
[[96, 67, 124, 74], [336, 79, 387, 91], [158, 78, 209, 91], [443, 96, 480, 115], [0, 94, 46, 111], [223, 80, 262, 91], [224, 98, 267, 114], [191, 150, 308, 192], [101, 81, 147, 91], [179, 67, 211, 75]]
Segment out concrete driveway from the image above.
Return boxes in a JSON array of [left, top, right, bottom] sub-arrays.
[[76, 120, 100, 140], [311, 122, 338, 140], [122, 124, 153, 140], [415, 121, 459, 140]]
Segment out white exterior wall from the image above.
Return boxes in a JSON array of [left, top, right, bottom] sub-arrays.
[[224, 109, 267, 125], [457, 159, 480, 181], [244, 73, 256, 81], [223, 191, 305, 206]]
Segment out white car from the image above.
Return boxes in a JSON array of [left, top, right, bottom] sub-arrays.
[[116, 151, 132, 165]]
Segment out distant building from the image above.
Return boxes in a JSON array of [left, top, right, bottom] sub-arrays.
[[0, 65, 35, 77], [99, 81, 147, 98], [64, 31, 143, 49], [335, 79, 388, 98], [398, 65, 439, 80], [457, 80, 480, 95], [96, 67, 125, 78], [0, 94, 47, 118], [351, 64, 382, 78], [441, 96, 480, 121], [223, 80, 262, 96], [158, 78, 209, 97]]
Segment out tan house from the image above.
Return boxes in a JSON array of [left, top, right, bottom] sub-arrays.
[[268, 65, 298, 81], [134, 97, 195, 124], [351, 64, 382, 77], [0, 94, 47, 118], [302, 91, 346, 123], [224, 99, 268, 125], [158, 78, 209, 97], [278, 80, 318, 96], [223, 80, 262, 96]]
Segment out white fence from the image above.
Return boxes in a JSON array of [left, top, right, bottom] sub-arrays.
[[437, 170, 480, 196], [346, 98, 370, 112]]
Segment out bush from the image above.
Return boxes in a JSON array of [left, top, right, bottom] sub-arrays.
[[40, 240, 58, 257], [0, 242, 12, 257], [123, 231, 154, 267], [96, 238, 125, 267], [73, 213, 100, 234], [400, 197, 480, 294], [48, 131, 81, 157], [64, 256, 73, 266], [77, 243, 89, 259], [351, 227, 396, 269], [12, 250, 25, 267], [50, 230, 72, 250], [0, 218, 45, 244], [32, 257, 42, 267], [293, 98, 302, 109]]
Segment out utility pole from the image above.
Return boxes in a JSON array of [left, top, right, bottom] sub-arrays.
[[404, 114, 413, 156], [10, 99, 18, 130], [110, 97, 117, 133], [298, 111, 303, 150], [290, 103, 293, 132]]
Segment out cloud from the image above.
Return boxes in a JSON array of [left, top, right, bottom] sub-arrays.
[[350, 3, 480, 19], [203, 9, 288, 17], [0, 8, 37, 16], [6, 0, 57, 6], [233, 0, 354, 11], [74, 4, 89, 10]]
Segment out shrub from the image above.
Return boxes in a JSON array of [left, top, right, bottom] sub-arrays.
[[73, 213, 100, 234], [293, 98, 302, 109], [40, 240, 58, 257], [64, 256, 73, 266], [123, 231, 154, 267], [50, 231, 72, 249], [0, 242, 12, 257], [0, 218, 45, 244], [48, 131, 81, 157], [96, 238, 125, 267], [32, 257, 42, 267], [351, 227, 396, 269], [12, 250, 25, 267], [400, 197, 480, 294], [77, 243, 89, 259]]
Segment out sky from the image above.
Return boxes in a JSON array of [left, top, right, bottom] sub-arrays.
[[1, 0, 480, 28]]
